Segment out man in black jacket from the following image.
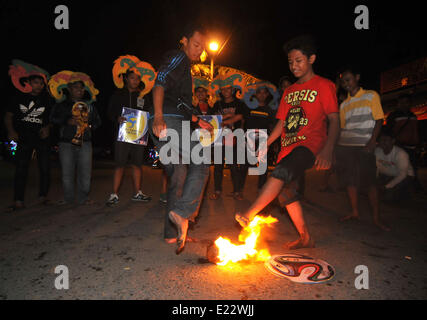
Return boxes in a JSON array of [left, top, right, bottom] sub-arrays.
[[50, 79, 101, 205], [150, 23, 213, 254], [106, 70, 152, 206]]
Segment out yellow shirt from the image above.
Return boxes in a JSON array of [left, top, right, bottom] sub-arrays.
[[338, 88, 384, 146]]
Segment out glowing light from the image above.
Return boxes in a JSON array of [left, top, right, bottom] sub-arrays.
[[209, 41, 219, 52], [214, 215, 278, 267], [401, 77, 409, 86]]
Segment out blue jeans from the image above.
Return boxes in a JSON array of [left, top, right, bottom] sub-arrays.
[[149, 116, 210, 239], [59, 142, 93, 204]]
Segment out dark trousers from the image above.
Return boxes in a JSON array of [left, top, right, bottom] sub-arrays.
[[213, 144, 247, 193], [14, 140, 50, 202]]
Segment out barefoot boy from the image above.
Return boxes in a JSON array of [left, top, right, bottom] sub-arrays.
[[336, 67, 390, 231], [235, 35, 340, 249]]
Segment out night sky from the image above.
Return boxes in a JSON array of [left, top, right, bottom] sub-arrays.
[[1, 0, 425, 145]]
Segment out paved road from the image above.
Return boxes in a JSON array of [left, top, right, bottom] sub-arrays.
[[0, 158, 426, 300]]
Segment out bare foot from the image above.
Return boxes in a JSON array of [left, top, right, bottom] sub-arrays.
[[168, 211, 188, 255], [283, 237, 315, 250], [235, 213, 250, 228], [340, 214, 360, 222]]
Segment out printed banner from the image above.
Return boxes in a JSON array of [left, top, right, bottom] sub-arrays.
[[117, 107, 149, 145], [195, 115, 223, 147]]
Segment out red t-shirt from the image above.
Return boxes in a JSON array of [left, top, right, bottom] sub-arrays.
[[275, 75, 338, 163]]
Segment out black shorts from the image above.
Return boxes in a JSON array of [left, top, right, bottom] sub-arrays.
[[335, 145, 376, 187], [114, 141, 146, 167], [271, 146, 315, 205]]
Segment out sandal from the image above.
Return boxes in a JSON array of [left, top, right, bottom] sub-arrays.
[[209, 191, 221, 200]]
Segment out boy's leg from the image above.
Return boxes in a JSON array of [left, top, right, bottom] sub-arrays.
[[236, 147, 315, 226], [132, 165, 142, 193], [369, 185, 390, 231], [340, 185, 360, 221], [237, 176, 285, 223], [113, 167, 125, 194], [130, 145, 147, 194], [284, 200, 314, 249], [363, 149, 390, 231], [112, 141, 129, 195], [336, 146, 361, 221]]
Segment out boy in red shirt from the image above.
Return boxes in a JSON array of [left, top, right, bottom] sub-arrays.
[[236, 35, 340, 249]]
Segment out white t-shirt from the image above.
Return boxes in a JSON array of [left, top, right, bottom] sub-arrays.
[[375, 145, 414, 189]]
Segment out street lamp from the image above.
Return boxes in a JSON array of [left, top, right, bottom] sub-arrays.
[[208, 41, 219, 81], [209, 42, 219, 52]]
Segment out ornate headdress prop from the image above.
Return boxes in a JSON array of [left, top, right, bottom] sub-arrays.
[[211, 67, 260, 100], [112, 55, 157, 98], [8, 59, 50, 93], [244, 81, 281, 110], [48, 70, 99, 103]]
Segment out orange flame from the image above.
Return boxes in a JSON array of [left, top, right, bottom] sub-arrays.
[[214, 215, 278, 266]]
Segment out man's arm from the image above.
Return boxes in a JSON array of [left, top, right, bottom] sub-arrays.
[[315, 112, 340, 170], [364, 119, 383, 153], [152, 85, 167, 138]]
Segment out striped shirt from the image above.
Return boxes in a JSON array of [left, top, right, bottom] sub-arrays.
[[338, 88, 384, 146]]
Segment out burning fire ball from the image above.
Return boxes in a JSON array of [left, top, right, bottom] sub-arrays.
[[265, 254, 335, 284], [206, 215, 278, 266]]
